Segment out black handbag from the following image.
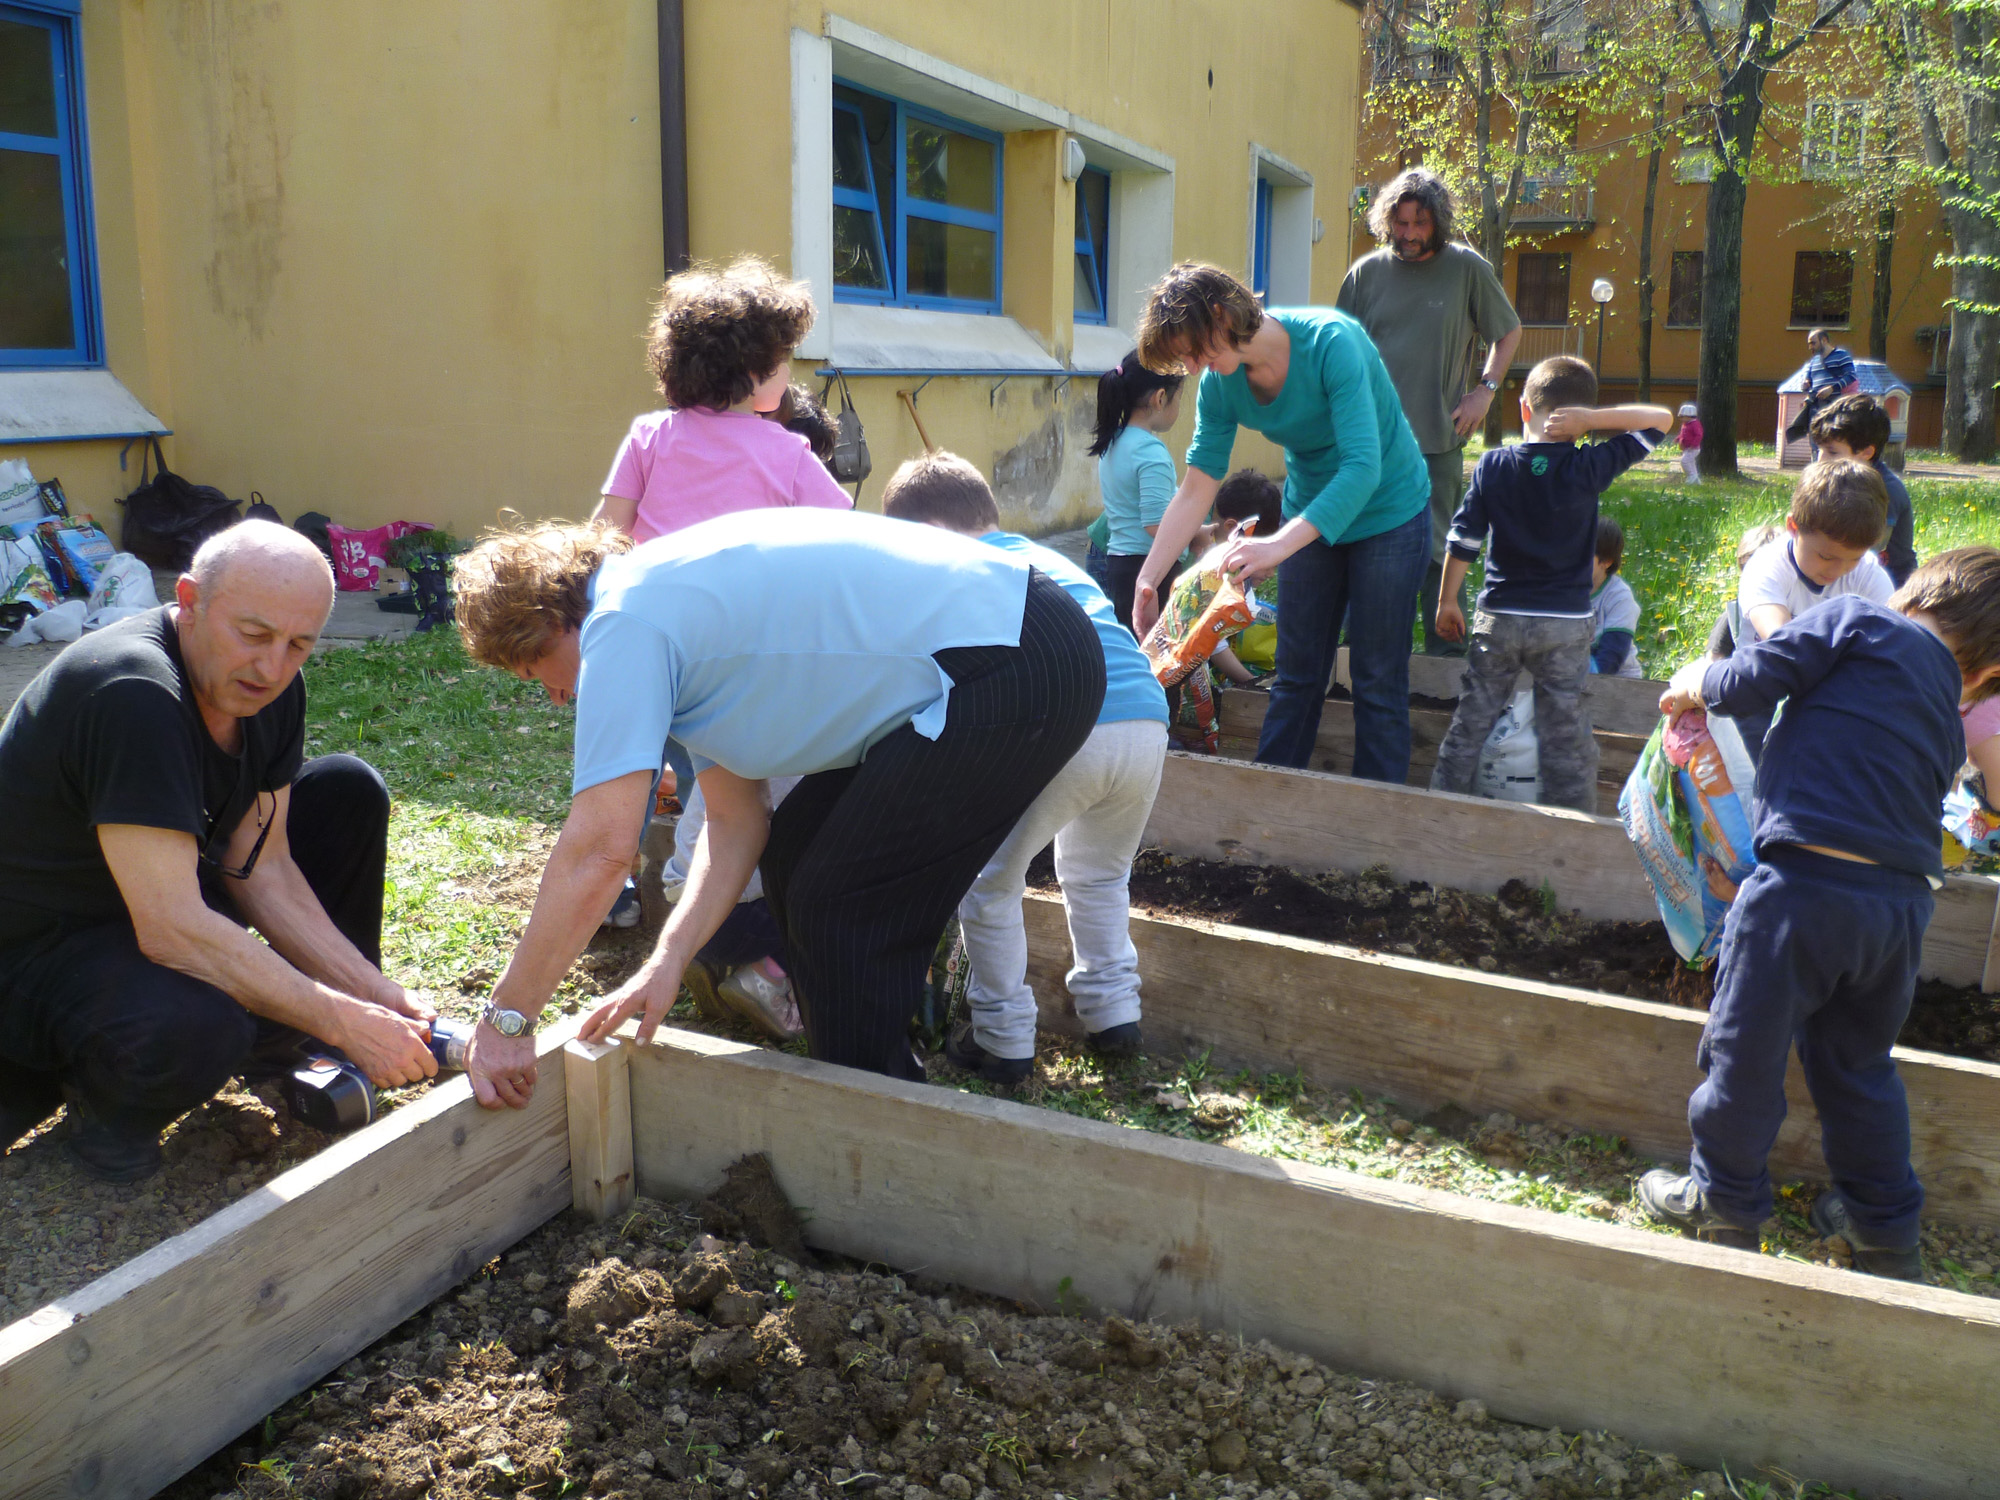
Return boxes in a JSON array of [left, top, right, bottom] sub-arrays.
[[117, 438, 242, 569], [830, 371, 871, 493], [1785, 395, 1820, 444]]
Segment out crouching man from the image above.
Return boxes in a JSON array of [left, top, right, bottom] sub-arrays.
[[0, 521, 437, 1180]]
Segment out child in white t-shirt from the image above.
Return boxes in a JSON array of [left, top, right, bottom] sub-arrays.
[[1737, 459, 1894, 640], [1588, 516, 1644, 679]]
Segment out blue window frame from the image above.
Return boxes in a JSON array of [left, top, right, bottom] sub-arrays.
[[1251, 177, 1273, 302], [1073, 166, 1110, 326], [831, 80, 1003, 314], [0, 0, 100, 367]]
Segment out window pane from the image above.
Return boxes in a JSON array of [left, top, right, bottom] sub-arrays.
[[1074, 252, 1102, 318], [907, 218, 995, 303], [906, 122, 995, 213], [1516, 252, 1570, 324], [1075, 169, 1109, 250], [834, 85, 897, 289], [834, 204, 888, 293], [0, 18, 58, 140], [1667, 251, 1702, 327], [0, 146, 72, 349], [832, 109, 871, 194]]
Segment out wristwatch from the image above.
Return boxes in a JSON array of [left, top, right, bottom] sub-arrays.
[[481, 1002, 533, 1038], [1480, 377, 1501, 393]]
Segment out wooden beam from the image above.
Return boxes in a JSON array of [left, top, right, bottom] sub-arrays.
[[0, 1017, 585, 1500], [1215, 692, 1644, 797], [1336, 648, 1668, 736], [625, 1027, 2000, 1500], [1021, 895, 2000, 1231], [1145, 751, 2000, 990], [565, 1037, 635, 1221]]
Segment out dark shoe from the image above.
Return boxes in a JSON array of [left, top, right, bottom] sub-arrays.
[[1636, 1169, 1761, 1251], [682, 958, 728, 1021], [944, 1025, 1033, 1086], [1086, 1022, 1144, 1060], [1, 1069, 63, 1150], [62, 1090, 163, 1183], [1810, 1191, 1924, 1282], [603, 879, 641, 930]]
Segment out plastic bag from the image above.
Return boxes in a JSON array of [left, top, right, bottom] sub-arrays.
[[0, 461, 43, 531], [1618, 708, 1759, 967], [327, 520, 432, 591], [1943, 767, 2000, 868], [88, 552, 158, 613], [1475, 688, 1540, 803], [0, 536, 58, 615], [1140, 525, 1276, 688], [8, 598, 86, 646]]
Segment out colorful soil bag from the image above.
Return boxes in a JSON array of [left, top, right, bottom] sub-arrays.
[[1943, 767, 2000, 870], [1617, 709, 1758, 966]]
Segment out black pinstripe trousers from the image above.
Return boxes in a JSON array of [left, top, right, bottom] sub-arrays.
[[760, 570, 1106, 1081]]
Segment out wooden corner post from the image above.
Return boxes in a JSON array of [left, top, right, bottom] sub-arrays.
[[564, 1037, 634, 1221]]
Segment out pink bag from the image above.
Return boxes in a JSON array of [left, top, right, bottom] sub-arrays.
[[326, 521, 432, 591]]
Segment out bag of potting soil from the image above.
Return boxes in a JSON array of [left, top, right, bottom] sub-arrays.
[[1943, 766, 2000, 870], [1140, 525, 1278, 688], [54, 524, 117, 594], [1618, 708, 1758, 967], [0, 536, 59, 616], [1475, 688, 1540, 803]]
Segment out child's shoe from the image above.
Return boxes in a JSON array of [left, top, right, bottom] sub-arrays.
[[602, 878, 641, 930], [1086, 1022, 1144, 1060], [1636, 1169, 1762, 1251], [1809, 1191, 1924, 1282], [944, 1025, 1033, 1086], [716, 961, 804, 1043]]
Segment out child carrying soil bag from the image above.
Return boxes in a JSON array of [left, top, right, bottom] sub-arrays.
[[1618, 708, 1758, 966], [1139, 525, 1278, 752]]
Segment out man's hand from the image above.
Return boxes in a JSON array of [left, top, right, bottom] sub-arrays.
[[1659, 659, 1710, 721], [375, 980, 436, 1026], [465, 1019, 539, 1109], [1434, 598, 1467, 644], [581, 962, 685, 1048], [327, 995, 438, 1088], [1451, 384, 1496, 439], [1132, 576, 1163, 638]]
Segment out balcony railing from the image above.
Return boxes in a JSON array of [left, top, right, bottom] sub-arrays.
[[1506, 324, 1586, 369], [1511, 178, 1595, 232]]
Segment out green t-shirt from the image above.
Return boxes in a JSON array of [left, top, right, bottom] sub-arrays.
[[1183, 307, 1429, 548], [1336, 243, 1520, 456]]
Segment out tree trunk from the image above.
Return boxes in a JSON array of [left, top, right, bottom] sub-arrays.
[[1696, 165, 1747, 478], [1636, 94, 1665, 405], [1870, 202, 1894, 362], [1944, 233, 2000, 461]]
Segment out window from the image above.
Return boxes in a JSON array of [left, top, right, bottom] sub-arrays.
[[1251, 178, 1273, 300], [1667, 251, 1703, 328], [1515, 252, 1571, 325], [1673, 149, 1716, 184], [830, 81, 1003, 312], [1073, 166, 1110, 326], [0, 1, 99, 366], [1790, 251, 1854, 326], [1802, 100, 1866, 180]]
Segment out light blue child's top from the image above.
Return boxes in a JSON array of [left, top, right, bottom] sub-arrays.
[[571, 508, 1029, 794], [1097, 425, 1178, 556], [979, 531, 1167, 728], [1184, 307, 1429, 546]]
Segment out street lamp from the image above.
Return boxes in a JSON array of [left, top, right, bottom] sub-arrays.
[[1591, 278, 1615, 374]]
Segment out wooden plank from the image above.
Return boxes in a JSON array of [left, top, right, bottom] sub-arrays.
[[625, 1027, 2000, 1500], [0, 1017, 585, 1500], [1145, 751, 2000, 990], [1021, 895, 2000, 1231], [565, 1037, 635, 1221], [1215, 692, 1643, 797], [1337, 647, 1668, 736]]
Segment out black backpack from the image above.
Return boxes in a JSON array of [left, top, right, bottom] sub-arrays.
[[116, 438, 242, 569]]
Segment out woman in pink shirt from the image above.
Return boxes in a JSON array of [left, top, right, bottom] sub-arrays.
[[594, 256, 852, 542]]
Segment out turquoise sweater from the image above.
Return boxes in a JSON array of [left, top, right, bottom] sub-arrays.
[[1184, 307, 1428, 546]]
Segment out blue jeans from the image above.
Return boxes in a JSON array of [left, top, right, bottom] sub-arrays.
[[1690, 846, 1932, 1243], [1256, 507, 1430, 781]]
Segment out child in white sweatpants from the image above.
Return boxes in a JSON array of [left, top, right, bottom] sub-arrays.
[[881, 452, 1169, 1083]]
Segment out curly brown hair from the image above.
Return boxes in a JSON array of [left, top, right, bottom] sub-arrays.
[[1134, 262, 1263, 375], [455, 520, 633, 671], [1892, 545, 2000, 699], [646, 256, 817, 410]]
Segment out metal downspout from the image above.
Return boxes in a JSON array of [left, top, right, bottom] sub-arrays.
[[658, 0, 691, 275]]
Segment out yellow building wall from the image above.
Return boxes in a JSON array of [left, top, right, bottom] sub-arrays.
[[16, 0, 1357, 539]]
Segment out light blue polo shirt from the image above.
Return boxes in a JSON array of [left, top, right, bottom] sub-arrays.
[[571, 509, 1030, 794], [979, 532, 1167, 728]]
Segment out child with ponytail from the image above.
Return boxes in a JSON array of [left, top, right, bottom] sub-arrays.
[[1089, 352, 1185, 632]]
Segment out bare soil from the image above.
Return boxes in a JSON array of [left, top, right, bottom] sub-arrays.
[[154, 1163, 1764, 1500], [1040, 849, 2000, 1067]]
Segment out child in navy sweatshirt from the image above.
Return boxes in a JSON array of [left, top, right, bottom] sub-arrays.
[[1430, 356, 1670, 812], [1639, 548, 2000, 1279]]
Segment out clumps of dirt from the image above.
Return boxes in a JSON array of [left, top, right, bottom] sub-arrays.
[[163, 1190, 1758, 1500], [1033, 848, 2000, 1066], [0, 1083, 333, 1326], [696, 1152, 814, 1265]]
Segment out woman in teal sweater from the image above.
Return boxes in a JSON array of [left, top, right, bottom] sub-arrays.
[[1130, 263, 1431, 781]]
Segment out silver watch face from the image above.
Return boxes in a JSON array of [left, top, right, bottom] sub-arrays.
[[486, 1006, 529, 1038]]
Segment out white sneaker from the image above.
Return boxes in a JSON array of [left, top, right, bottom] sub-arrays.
[[717, 964, 803, 1042]]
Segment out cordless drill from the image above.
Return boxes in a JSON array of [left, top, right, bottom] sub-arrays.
[[279, 1017, 474, 1133]]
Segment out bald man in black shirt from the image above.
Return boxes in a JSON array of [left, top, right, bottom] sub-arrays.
[[0, 521, 434, 1180]]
